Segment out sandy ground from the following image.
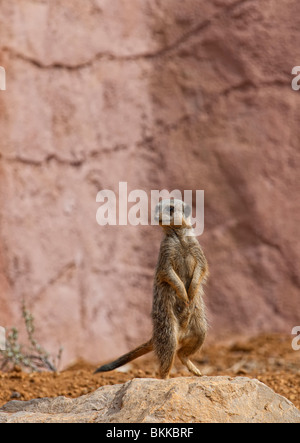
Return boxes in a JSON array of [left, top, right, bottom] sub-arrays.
[[0, 334, 299, 412]]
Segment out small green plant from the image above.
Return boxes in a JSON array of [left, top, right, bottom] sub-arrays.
[[0, 304, 63, 372]]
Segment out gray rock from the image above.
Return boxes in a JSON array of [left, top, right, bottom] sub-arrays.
[[0, 377, 299, 423]]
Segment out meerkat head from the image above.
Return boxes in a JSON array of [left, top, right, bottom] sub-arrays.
[[154, 199, 192, 230]]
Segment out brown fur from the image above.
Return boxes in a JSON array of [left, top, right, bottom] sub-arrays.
[[94, 199, 209, 379]]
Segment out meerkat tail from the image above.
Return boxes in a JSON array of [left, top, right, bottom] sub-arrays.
[[94, 339, 153, 374]]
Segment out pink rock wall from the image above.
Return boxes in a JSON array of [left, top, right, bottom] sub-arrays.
[[0, 0, 299, 366]]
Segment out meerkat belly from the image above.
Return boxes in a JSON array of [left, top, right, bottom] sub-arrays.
[[175, 254, 195, 290]]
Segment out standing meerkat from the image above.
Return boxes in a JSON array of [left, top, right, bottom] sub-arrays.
[[94, 199, 209, 379]]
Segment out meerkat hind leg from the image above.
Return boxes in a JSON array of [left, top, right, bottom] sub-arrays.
[[154, 327, 178, 379], [157, 339, 177, 379], [178, 354, 202, 377], [159, 351, 176, 379], [177, 336, 204, 377]]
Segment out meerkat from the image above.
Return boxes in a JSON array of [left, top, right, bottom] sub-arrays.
[[94, 199, 209, 379]]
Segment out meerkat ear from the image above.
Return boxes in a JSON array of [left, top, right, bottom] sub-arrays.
[[184, 204, 192, 218]]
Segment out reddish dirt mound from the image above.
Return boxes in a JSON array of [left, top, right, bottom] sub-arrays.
[[0, 334, 299, 411]]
